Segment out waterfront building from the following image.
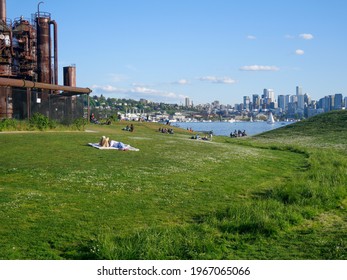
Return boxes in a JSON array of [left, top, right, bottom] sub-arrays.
[[278, 95, 286, 111], [185, 97, 191, 108]]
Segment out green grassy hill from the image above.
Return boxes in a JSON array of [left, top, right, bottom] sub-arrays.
[[0, 111, 346, 259], [256, 110, 347, 148]]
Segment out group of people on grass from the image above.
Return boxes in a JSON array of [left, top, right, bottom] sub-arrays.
[[230, 129, 247, 138], [122, 124, 134, 132], [191, 131, 213, 141], [158, 127, 174, 134], [191, 134, 211, 141]]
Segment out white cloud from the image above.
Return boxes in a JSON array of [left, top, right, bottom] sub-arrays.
[[239, 65, 280, 71], [91, 84, 184, 102], [247, 35, 256, 40], [295, 49, 305, 55], [91, 85, 124, 93], [299, 33, 314, 40], [199, 76, 236, 84], [130, 87, 183, 100], [173, 79, 189, 85], [130, 87, 159, 95]]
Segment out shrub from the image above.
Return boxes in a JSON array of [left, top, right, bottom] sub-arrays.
[[73, 117, 87, 131], [0, 118, 18, 131], [29, 113, 52, 130]]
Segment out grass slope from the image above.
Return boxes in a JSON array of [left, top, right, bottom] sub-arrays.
[[0, 111, 346, 259]]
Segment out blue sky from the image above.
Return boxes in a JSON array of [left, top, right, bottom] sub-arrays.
[[8, 0, 347, 105]]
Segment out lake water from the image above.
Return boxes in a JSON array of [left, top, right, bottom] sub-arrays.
[[173, 121, 292, 136]]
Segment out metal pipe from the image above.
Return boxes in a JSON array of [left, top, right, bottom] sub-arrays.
[[50, 20, 58, 85], [37, 1, 44, 23], [0, 0, 6, 22], [0, 77, 92, 94]]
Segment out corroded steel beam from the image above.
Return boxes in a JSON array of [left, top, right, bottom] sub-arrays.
[[0, 77, 92, 94]]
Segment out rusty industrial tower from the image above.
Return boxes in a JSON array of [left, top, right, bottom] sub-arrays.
[[0, 0, 91, 120]]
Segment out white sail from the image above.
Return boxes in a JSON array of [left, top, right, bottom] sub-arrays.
[[267, 112, 275, 124]]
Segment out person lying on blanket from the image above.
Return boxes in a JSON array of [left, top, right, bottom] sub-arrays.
[[99, 136, 127, 149]]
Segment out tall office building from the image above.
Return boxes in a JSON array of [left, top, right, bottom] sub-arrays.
[[321, 95, 334, 112], [290, 95, 298, 104], [252, 94, 260, 110], [285, 95, 290, 110], [297, 94, 305, 111], [334, 93, 343, 110], [243, 96, 250, 111], [296, 86, 302, 96], [268, 89, 275, 102], [185, 97, 191, 108], [329, 95, 335, 111], [278, 95, 286, 111], [263, 88, 275, 102]]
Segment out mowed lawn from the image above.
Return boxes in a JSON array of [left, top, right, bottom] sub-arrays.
[[0, 122, 305, 259]]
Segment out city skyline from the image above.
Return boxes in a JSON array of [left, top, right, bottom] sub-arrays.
[[8, 0, 347, 105]]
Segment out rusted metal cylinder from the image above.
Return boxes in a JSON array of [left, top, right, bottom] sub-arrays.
[[63, 66, 76, 87], [63, 65, 77, 113], [36, 15, 51, 84], [0, 0, 6, 22]]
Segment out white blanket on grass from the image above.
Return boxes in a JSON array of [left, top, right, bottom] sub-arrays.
[[88, 142, 139, 151]]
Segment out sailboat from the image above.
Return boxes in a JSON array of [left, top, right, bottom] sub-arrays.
[[267, 112, 275, 124]]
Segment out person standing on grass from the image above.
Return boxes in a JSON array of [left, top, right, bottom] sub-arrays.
[[130, 124, 134, 132]]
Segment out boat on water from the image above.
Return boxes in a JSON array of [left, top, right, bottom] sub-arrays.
[[267, 112, 275, 124]]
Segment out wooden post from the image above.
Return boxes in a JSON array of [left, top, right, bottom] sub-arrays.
[[87, 94, 90, 123]]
